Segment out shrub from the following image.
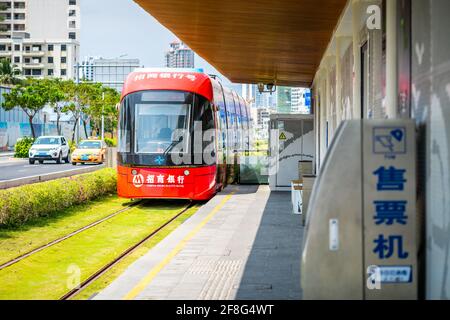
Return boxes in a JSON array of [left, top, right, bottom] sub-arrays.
[[14, 137, 34, 158], [0, 168, 117, 226], [104, 137, 117, 147]]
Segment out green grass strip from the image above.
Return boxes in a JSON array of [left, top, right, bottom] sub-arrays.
[[0, 199, 193, 300], [73, 205, 199, 300]]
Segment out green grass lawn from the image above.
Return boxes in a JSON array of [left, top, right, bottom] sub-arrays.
[[73, 204, 199, 300], [0, 197, 196, 300]]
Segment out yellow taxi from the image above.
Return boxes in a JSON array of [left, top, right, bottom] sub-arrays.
[[71, 139, 107, 165]]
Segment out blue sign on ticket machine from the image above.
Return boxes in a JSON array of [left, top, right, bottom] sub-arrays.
[[301, 120, 417, 299]]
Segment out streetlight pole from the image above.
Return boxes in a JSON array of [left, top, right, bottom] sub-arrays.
[[75, 62, 80, 142], [101, 91, 105, 140]]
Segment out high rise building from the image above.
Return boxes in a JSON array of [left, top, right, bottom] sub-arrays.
[[0, 0, 80, 79], [80, 57, 140, 92], [165, 40, 194, 68]]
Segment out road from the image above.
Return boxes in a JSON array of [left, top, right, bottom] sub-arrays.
[[0, 158, 105, 181]]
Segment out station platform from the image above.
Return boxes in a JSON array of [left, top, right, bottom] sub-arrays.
[[94, 185, 303, 300]]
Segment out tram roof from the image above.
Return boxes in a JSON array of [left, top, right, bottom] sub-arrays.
[[134, 0, 347, 87], [122, 70, 214, 100]]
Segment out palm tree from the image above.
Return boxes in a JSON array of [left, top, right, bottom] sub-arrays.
[[0, 58, 22, 85]]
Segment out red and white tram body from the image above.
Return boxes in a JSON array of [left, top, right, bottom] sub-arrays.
[[117, 69, 251, 200]]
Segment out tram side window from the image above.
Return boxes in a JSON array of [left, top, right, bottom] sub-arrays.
[[193, 98, 215, 151], [118, 99, 131, 153]]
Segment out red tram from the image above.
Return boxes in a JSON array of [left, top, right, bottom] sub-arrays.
[[117, 68, 251, 200]]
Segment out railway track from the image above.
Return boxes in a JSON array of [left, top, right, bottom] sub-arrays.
[[60, 201, 194, 300], [0, 200, 143, 271]]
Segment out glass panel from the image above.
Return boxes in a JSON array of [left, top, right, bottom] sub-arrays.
[[135, 103, 189, 154], [78, 141, 101, 149]]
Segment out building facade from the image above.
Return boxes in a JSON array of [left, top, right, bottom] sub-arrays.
[[165, 40, 194, 68], [0, 0, 80, 79], [80, 57, 141, 92], [276, 86, 292, 113]]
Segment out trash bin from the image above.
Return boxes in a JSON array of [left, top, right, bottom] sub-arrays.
[[291, 179, 303, 214]]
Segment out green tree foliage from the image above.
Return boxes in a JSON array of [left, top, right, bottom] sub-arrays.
[[2, 79, 50, 138], [0, 58, 22, 85], [1, 77, 120, 142], [89, 86, 120, 138], [42, 78, 65, 135]]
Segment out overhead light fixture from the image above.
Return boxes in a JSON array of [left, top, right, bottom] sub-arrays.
[[257, 83, 265, 94], [257, 82, 277, 95]]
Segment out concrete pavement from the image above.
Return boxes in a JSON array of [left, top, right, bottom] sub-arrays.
[[95, 185, 303, 300]]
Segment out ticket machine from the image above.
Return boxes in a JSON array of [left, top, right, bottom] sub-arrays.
[[301, 120, 417, 299]]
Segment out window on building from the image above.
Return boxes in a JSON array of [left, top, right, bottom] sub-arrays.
[[48, 44, 54, 51], [48, 69, 54, 76], [24, 57, 30, 63], [0, 45, 6, 51], [14, 2, 25, 9], [0, 2, 11, 9], [48, 57, 53, 63], [69, 0, 77, 5], [69, 21, 76, 28], [32, 69, 42, 76], [14, 44, 20, 51], [61, 69, 67, 76], [13, 24, 25, 31], [0, 24, 11, 32], [61, 57, 66, 63], [68, 32, 76, 40], [69, 10, 76, 17], [14, 13, 25, 20], [61, 44, 67, 51], [14, 56, 20, 63]]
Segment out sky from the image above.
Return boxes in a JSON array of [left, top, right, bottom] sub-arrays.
[[79, 0, 231, 84]]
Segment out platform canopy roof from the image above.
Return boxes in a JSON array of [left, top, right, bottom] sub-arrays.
[[134, 0, 347, 87]]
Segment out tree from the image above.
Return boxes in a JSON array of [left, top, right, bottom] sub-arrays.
[[60, 80, 81, 142], [2, 80, 50, 139], [89, 86, 120, 137], [0, 58, 22, 85], [78, 82, 103, 138], [40, 78, 65, 135]]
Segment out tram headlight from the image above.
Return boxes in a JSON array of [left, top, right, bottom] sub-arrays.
[[131, 169, 138, 175], [184, 170, 190, 176]]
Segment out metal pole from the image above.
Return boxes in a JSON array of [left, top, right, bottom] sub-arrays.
[[386, 0, 398, 119], [101, 92, 105, 140], [75, 62, 80, 142]]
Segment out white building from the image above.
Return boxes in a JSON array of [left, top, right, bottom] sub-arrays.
[[80, 57, 141, 92], [0, 0, 80, 79], [165, 40, 195, 68]]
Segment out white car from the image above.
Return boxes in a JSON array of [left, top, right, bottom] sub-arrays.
[[29, 136, 71, 164]]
